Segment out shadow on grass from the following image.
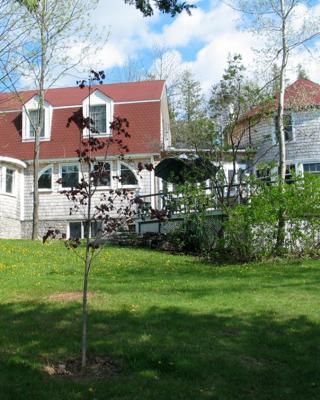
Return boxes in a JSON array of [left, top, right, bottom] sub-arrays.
[[0, 301, 320, 400]]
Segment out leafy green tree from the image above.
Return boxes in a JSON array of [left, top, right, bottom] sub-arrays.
[[231, 0, 320, 253], [172, 69, 212, 148], [9, 0, 100, 240], [124, 0, 194, 16]]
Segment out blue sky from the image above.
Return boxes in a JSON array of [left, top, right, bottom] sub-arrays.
[[69, 0, 320, 92]]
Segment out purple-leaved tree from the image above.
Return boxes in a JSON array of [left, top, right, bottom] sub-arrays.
[[43, 70, 150, 372]]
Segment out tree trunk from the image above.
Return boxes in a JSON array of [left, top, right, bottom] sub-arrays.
[[81, 100, 92, 371], [81, 250, 90, 372], [32, 0, 47, 240], [274, 0, 288, 255]]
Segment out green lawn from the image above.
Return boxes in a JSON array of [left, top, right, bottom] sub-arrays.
[[0, 240, 320, 399]]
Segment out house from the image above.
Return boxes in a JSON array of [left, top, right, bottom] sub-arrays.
[[0, 80, 171, 239], [240, 78, 320, 179]]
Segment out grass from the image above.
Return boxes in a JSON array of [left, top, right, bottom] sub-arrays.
[[0, 240, 320, 399]]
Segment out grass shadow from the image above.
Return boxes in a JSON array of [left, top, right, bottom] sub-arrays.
[[0, 301, 320, 399]]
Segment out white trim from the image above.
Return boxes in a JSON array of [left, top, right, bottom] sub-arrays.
[[150, 155, 155, 208], [114, 99, 160, 105], [0, 156, 26, 169], [22, 96, 53, 141], [22, 137, 51, 143], [25, 153, 159, 163], [82, 90, 113, 137], [20, 169, 25, 221], [0, 98, 162, 114], [53, 105, 82, 109], [0, 109, 22, 113]]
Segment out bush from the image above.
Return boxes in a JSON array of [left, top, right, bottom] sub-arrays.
[[224, 174, 320, 261], [166, 174, 320, 262]]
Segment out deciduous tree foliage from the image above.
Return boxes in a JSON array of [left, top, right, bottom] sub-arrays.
[[124, 0, 194, 16], [232, 0, 320, 253], [20, 0, 195, 16]]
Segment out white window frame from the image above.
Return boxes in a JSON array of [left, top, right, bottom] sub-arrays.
[[118, 162, 139, 189], [59, 163, 80, 190], [82, 90, 113, 137], [38, 164, 53, 192], [22, 96, 53, 142], [67, 220, 103, 239], [272, 112, 295, 145], [1, 166, 16, 196]]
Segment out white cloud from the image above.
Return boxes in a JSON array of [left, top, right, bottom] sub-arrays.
[[53, 0, 320, 90]]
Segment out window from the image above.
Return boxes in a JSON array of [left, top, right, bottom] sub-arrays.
[[92, 162, 110, 186], [61, 165, 79, 188], [256, 168, 271, 183], [274, 114, 293, 142], [69, 222, 82, 239], [68, 221, 103, 239], [82, 91, 113, 137], [29, 109, 45, 138], [91, 221, 102, 237], [38, 166, 52, 189], [120, 164, 138, 186], [5, 168, 14, 193], [90, 105, 107, 134], [303, 163, 320, 174], [22, 97, 52, 141]]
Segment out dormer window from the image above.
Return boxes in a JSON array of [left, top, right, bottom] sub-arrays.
[[82, 90, 113, 137], [90, 105, 106, 134], [29, 109, 45, 138], [22, 96, 52, 141]]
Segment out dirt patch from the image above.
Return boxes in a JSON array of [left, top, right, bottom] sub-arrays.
[[48, 292, 93, 302], [43, 356, 121, 380]]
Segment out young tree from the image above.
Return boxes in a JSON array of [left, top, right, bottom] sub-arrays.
[[7, 0, 101, 240], [231, 0, 320, 252], [45, 70, 140, 372]]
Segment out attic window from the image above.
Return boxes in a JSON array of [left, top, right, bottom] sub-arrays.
[[22, 96, 52, 141], [29, 109, 45, 138], [90, 105, 107, 134], [82, 90, 113, 137]]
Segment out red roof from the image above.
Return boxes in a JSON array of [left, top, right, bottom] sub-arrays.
[[0, 80, 165, 160], [0, 80, 165, 110], [284, 78, 320, 107], [245, 78, 320, 120]]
